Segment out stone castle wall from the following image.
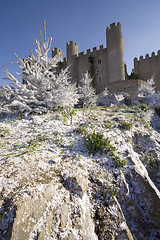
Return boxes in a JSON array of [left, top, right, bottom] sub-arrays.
[[52, 22, 125, 93], [107, 79, 147, 95], [133, 51, 160, 91], [52, 22, 160, 94]]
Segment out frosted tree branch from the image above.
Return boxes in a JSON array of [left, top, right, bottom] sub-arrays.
[[0, 22, 79, 116], [78, 71, 97, 111], [138, 76, 156, 96]]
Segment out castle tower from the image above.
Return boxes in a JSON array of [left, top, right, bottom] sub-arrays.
[[106, 22, 125, 82], [66, 41, 78, 60], [52, 48, 63, 62], [66, 41, 79, 82]]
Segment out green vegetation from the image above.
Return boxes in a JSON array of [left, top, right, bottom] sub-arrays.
[[137, 104, 151, 111], [103, 184, 119, 199], [0, 211, 7, 217], [112, 153, 127, 168], [17, 113, 25, 120], [118, 121, 132, 130], [109, 184, 119, 199], [104, 120, 113, 128], [59, 107, 76, 124], [74, 124, 88, 134], [36, 133, 49, 142], [84, 130, 115, 155], [142, 152, 159, 168], [84, 130, 127, 168], [0, 126, 9, 137]]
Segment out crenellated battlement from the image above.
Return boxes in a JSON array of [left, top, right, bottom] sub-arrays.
[[134, 49, 160, 91], [51, 22, 125, 92], [50, 22, 160, 93], [52, 48, 63, 61], [66, 41, 79, 59], [106, 22, 121, 32], [100, 45, 104, 50], [66, 41, 78, 46], [52, 48, 62, 55], [79, 52, 85, 57], [134, 50, 160, 62], [63, 44, 105, 61]]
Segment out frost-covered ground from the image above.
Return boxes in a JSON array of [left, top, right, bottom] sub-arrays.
[[0, 105, 160, 240]]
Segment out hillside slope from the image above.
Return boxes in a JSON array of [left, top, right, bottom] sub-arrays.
[[0, 105, 160, 240]]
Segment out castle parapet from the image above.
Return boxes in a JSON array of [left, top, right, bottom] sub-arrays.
[[66, 41, 78, 60], [106, 22, 121, 32], [136, 50, 160, 62], [64, 44, 106, 61], [151, 52, 155, 57], [79, 52, 85, 56], [52, 48, 63, 61], [100, 45, 104, 50]]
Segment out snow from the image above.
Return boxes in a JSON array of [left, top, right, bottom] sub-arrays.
[[0, 106, 158, 196], [0, 105, 160, 239]]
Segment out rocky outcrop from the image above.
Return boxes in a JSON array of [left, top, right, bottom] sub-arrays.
[[2, 173, 135, 240]]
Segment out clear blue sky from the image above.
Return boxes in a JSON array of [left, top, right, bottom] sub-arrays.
[[1, 0, 160, 85]]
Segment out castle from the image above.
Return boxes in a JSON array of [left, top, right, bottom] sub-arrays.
[[133, 52, 160, 91], [52, 22, 160, 94]]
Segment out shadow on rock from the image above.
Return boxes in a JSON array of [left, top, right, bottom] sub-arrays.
[[151, 112, 160, 133], [61, 177, 83, 198], [0, 197, 17, 240]]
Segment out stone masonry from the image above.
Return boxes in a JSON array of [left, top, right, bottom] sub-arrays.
[[52, 22, 160, 94], [133, 52, 160, 91], [52, 22, 125, 93]]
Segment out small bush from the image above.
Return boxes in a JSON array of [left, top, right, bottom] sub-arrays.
[[84, 131, 127, 168], [74, 124, 88, 134], [104, 120, 112, 128], [142, 152, 159, 168], [118, 121, 132, 130], [138, 104, 150, 111], [113, 154, 127, 168], [0, 126, 9, 137], [84, 130, 115, 155]]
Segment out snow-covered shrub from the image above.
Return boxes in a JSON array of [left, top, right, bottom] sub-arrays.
[[0, 21, 78, 116], [77, 71, 97, 110], [138, 76, 156, 97], [97, 88, 129, 107], [97, 87, 109, 106]]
